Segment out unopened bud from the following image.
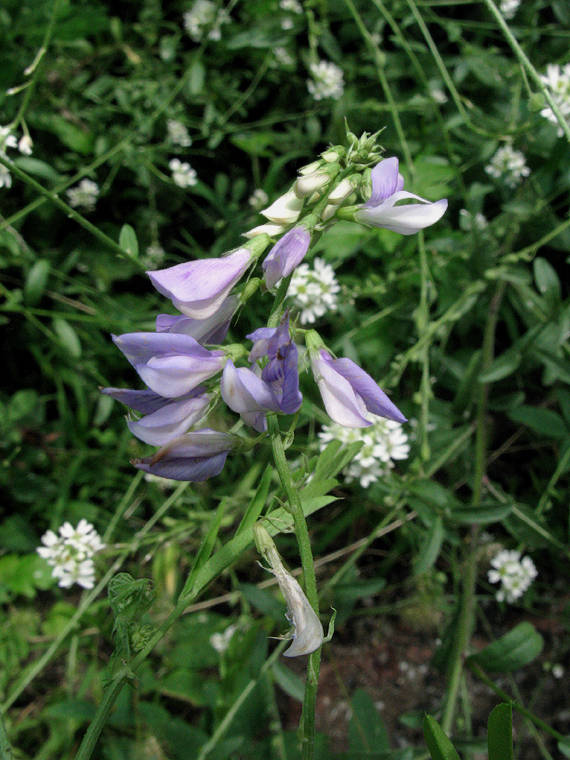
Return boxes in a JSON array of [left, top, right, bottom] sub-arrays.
[[327, 176, 357, 204], [261, 189, 303, 224], [298, 160, 323, 176], [243, 223, 286, 239], [321, 145, 345, 162]]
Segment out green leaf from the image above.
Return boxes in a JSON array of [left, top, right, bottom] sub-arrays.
[[503, 502, 560, 549], [422, 715, 462, 760], [479, 350, 521, 383], [182, 500, 227, 597], [508, 406, 567, 439], [349, 689, 390, 755], [188, 59, 205, 94], [53, 318, 82, 358], [488, 703, 513, 760], [272, 661, 304, 702], [467, 622, 543, 672], [40, 114, 94, 154], [119, 224, 139, 258], [24, 259, 50, 304], [236, 465, 273, 536], [533, 257, 560, 303], [335, 577, 386, 604], [13, 157, 62, 183], [414, 516, 444, 575], [558, 737, 570, 758], [449, 501, 512, 525], [239, 582, 284, 622]]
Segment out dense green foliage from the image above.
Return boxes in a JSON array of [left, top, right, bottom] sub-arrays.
[[1, 0, 568, 758]]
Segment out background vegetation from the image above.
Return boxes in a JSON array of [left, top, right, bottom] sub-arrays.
[[0, 0, 568, 758]]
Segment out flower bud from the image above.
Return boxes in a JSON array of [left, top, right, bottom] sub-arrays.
[[261, 189, 303, 224], [327, 176, 357, 204], [294, 171, 330, 197], [298, 160, 322, 176], [321, 145, 345, 162], [243, 223, 286, 239]]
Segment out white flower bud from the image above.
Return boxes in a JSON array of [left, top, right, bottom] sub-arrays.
[[243, 222, 286, 239], [321, 204, 337, 221], [327, 177, 356, 204], [298, 160, 322, 176], [18, 135, 33, 155], [294, 172, 330, 197], [260, 189, 303, 224]]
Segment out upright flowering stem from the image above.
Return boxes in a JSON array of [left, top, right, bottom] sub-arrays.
[[268, 415, 320, 760], [441, 281, 505, 734]]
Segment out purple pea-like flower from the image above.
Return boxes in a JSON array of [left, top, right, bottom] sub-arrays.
[[262, 227, 310, 289], [133, 429, 235, 482], [247, 315, 302, 415], [147, 248, 252, 320], [101, 386, 211, 446], [311, 349, 406, 428], [355, 157, 447, 235], [112, 332, 226, 398], [220, 360, 280, 432], [156, 295, 237, 345]]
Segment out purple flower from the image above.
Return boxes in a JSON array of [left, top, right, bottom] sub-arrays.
[[247, 316, 302, 415], [262, 227, 310, 289], [311, 349, 406, 428], [156, 295, 237, 345], [101, 386, 211, 446], [147, 248, 252, 320], [112, 332, 226, 398], [220, 360, 280, 432], [133, 429, 235, 481], [355, 157, 447, 235]]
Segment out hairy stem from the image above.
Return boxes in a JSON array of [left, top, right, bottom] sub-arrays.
[[269, 416, 320, 760]]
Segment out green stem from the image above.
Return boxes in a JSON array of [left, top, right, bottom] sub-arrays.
[[441, 282, 505, 734], [0, 711, 13, 760], [269, 416, 320, 760], [0, 155, 127, 259], [467, 662, 566, 742], [481, 0, 570, 142]]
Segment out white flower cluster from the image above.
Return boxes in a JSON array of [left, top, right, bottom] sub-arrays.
[[499, 0, 521, 18], [287, 257, 340, 324], [280, 0, 302, 12], [307, 60, 345, 101], [248, 188, 269, 210], [319, 414, 410, 488], [0, 126, 33, 189], [485, 144, 530, 188], [141, 243, 166, 269], [183, 0, 230, 42], [210, 623, 238, 653], [66, 179, 100, 211], [273, 47, 295, 67], [167, 119, 192, 147], [169, 158, 198, 188], [539, 63, 570, 137], [37, 519, 104, 589], [459, 208, 488, 232], [487, 549, 537, 604]]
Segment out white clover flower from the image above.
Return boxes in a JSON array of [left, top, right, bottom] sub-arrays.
[[141, 243, 166, 268], [248, 188, 269, 210], [485, 144, 530, 188], [459, 209, 488, 232], [183, 0, 230, 42], [499, 0, 521, 18], [552, 664, 565, 679], [487, 549, 537, 604], [319, 414, 409, 488], [307, 60, 344, 101], [287, 257, 340, 324], [66, 179, 100, 212], [280, 0, 302, 12], [37, 520, 104, 590], [210, 624, 238, 653], [169, 158, 198, 188], [167, 119, 192, 147], [539, 63, 570, 137]]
